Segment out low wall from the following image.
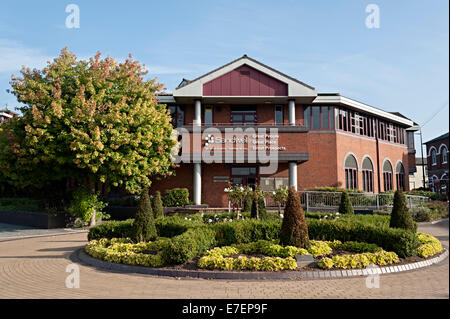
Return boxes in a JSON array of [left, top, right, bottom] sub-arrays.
[[0, 210, 67, 229]]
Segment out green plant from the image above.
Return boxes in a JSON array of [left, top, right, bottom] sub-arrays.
[[133, 188, 157, 242], [280, 186, 310, 248], [317, 250, 399, 269], [338, 191, 354, 215], [152, 191, 164, 219], [162, 188, 190, 207], [68, 187, 109, 226], [87, 219, 134, 241], [272, 186, 288, 216], [390, 190, 417, 233], [243, 194, 253, 212], [161, 226, 216, 264], [307, 218, 419, 257], [416, 233, 443, 258]]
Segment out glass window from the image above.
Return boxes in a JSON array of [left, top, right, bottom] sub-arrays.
[[330, 107, 335, 129], [204, 106, 213, 125], [304, 106, 310, 128], [321, 106, 329, 129], [275, 105, 283, 125], [431, 150, 437, 165], [312, 107, 320, 129], [168, 106, 184, 128]]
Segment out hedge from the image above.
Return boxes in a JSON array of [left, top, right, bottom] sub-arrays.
[[88, 215, 420, 258], [307, 219, 419, 257], [161, 226, 217, 264]]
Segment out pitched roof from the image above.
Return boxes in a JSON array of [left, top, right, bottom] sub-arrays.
[[174, 54, 316, 92], [425, 132, 449, 144]]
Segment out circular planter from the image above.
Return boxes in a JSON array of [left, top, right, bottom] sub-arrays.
[[76, 248, 448, 280]]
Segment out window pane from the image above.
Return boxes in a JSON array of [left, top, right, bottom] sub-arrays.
[[312, 107, 320, 129], [275, 106, 283, 124], [304, 106, 310, 128], [330, 107, 335, 129], [232, 114, 243, 122], [204, 106, 213, 125], [245, 114, 255, 122], [321, 106, 329, 129]]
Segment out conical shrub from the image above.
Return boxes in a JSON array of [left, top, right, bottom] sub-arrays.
[[280, 187, 310, 248], [338, 191, 354, 215], [152, 191, 164, 219], [390, 190, 417, 233], [243, 195, 253, 212], [133, 187, 157, 242], [258, 197, 268, 220], [250, 197, 258, 218]]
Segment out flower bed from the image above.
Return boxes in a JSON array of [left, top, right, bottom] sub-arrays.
[[85, 213, 445, 272]]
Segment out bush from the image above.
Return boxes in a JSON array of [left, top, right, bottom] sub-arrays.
[[155, 215, 203, 237], [407, 189, 442, 201], [308, 218, 419, 257], [280, 186, 309, 248], [152, 191, 164, 218], [390, 190, 417, 233], [88, 219, 135, 241], [243, 195, 253, 212], [411, 201, 448, 222], [133, 188, 157, 242], [161, 226, 216, 264], [317, 250, 399, 269], [416, 233, 443, 258], [338, 191, 354, 215], [162, 188, 190, 207], [68, 187, 109, 225], [212, 219, 281, 246]]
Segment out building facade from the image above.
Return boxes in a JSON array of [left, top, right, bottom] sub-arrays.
[[425, 132, 449, 199], [0, 109, 18, 123], [409, 158, 428, 190], [152, 56, 418, 207]]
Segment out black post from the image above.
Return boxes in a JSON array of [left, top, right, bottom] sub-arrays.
[[419, 128, 426, 188]]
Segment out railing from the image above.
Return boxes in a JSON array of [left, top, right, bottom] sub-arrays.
[[183, 122, 306, 127], [260, 191, 429, 211]]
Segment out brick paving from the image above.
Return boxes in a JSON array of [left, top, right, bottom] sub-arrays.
[[0, 220, 448, 299]]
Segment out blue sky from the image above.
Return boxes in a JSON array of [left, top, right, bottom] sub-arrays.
[[0, 0, 448, 154]]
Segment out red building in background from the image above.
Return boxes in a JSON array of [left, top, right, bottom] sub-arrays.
[[152, 55, 419, 207], [425, 132, 449, 199]]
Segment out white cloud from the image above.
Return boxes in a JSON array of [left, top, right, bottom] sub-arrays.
[[0, 39, 53, 74]]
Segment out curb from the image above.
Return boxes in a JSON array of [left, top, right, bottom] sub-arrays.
[[76, 248, 449, 281]]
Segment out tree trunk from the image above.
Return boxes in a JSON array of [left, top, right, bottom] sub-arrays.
[[90, 208, 96, 226], [278, 203, 281, 216]]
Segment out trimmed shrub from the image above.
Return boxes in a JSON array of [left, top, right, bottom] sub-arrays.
[[152, 191, 164, 219], [161, 226, 216, 264], [212, 219, 281, 246], [155, 215, 203, 237], [390, 190, 417, 233], [258, 198, 268, 220], [162, 188, 190, 207], [133, 188, 157, 242], [250, 197, 258, 219], [88, 219, 134, 241], [243, 195, 252, 212], [280, 186, 310, 248], [308, 218, 419, 257], [338, 191, 354, 215]]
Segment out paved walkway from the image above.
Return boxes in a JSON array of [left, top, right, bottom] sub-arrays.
[[0, 223, 87, 241], [0, 220, 448, 299]]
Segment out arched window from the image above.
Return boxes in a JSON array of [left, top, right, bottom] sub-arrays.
[[430, 175, 439, 192], [440, 145, 448, 164], [344, 155, 358, 190], [431, 149, 437, 165], [396, 162, 405, 191], [362, 157, 374, 193], [383, 160, 393, 191]]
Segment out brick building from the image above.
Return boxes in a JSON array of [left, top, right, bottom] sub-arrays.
[[425, 132, 449, 199], [152, 55, 419, 207], [0, 108, 18, 123]]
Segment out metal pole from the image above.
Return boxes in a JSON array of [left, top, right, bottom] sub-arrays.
[[419, 128, 426, 189], [306, 192, 309, 212]]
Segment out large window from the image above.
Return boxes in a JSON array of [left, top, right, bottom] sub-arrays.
[[168, 106, 184, 128], [275, 105, 283, 124], [231, 167, 257, 189], [231, 106, 257, 124], [431, 149, 437, 165], [344, 155, 358, 190], [407, 131, 415, 149], [383, 160, 394, 191], [441, 145, 448, 164], [204, 106, 213, 125], [396, 162, 405, 191], [362, 157, 374, 193], [304, 106, 335, 129]]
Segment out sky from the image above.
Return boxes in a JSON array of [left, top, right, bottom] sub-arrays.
[[0, 0, 448, 155]]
